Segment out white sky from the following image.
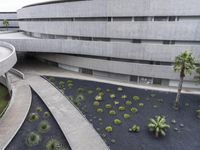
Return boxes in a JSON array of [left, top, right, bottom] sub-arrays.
[[0, 0, 51, 12]]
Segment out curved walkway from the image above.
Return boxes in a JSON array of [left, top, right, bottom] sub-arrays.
[[0, 73, 31, 150], [27, 75, 109, 150]]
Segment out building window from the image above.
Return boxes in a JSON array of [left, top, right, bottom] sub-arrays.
[[130, 75, 138, 82], [132, 39, 141, 43], [154, 16, 168, 21], [139, 76, 153, 84], [134, 17, 148, 21], [153, 78, 162, 85], [81, 68, 93, 75], [163, 40, 175, 45], [113, 17, 132, 21], [168, 16, 176, 21]]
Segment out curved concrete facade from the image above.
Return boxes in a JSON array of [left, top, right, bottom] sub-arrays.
[[1, 0, 200, 88], [0, 41, 17, 76]]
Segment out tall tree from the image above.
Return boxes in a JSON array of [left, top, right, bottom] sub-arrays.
[[174, 51, 196, 108], [196, 67, 200, 84], [3, 19, 9, 31]]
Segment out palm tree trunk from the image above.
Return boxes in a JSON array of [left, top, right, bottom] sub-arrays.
[[175, 76, 184, 108]]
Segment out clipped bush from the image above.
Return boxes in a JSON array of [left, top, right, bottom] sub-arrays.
[[125, 100, 132, 106], [95, 95, 102, 101], [118, 106, 125, 111], [121, 95, 127, 99], [114, 119, 122, 125], [105, 104, 112, 109], [129, 124, 140, 133], [26, 132, 41, 147], [88, 90, 94, 95], [131, 107, 138, 113], [132, 96, 140, 101], [105, 126, 113, 133], [28, 113, 39, 122], [43, 111, 50, 118], [96, 108, 104, 113], [38, 120, 51, 133], [123, 114, 130, 119], [114, 101, 120, 105], [110, 94, 116, 99], [46, 138, 63, 150], [36, 106, 43, 112], [109, 110, 116, 116], [117, 87, 123, 92], [148, 115, 170, 137], [196, 109, 200, 119], [93, 101, 100, 107], [138, 103, 144, 107]]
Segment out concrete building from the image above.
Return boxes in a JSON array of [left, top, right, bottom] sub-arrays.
[[0, 0, 200, 89], [0, 12, 19, 31]]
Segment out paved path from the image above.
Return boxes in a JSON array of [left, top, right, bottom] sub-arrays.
[[0, 74, 31, 150], [17, 59, 200, 95], [27, 75, 109, 150]]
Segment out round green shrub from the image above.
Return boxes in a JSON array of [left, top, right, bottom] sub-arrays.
[[88, 90, 93, 95], [43, 111, 50, 118], [123, 114, 130, 119], [109, 110, 116, 116], [110, 94, 116, 99], [118, 106, 125, 111], [105, 126, 113, 133], [117, 87, 123, 92], [93, 101, 100, 107], [77, 87, 84, 93], [36, 107, 43, 112], [105, 104, 112, 109], [96, 108, 104, 113], [132, 96, 140, 101], [114, 101, 120, 105], [95, 95, 102, 101], [46, 138, 63, 150], [138, 103, 144, 107], [67, 83, 73, 88], [67, 80, 73, 84], [114, 119, 122, 125], [26, 132, 41, 147], [28, 113, 39, 122], [98, 91, 104, 97], [125, 100, 132, 106], [38, 121, 51, 133], [96, 87, 102, 92], [121, 95, 127, 99], [131, 107, 138, 113]]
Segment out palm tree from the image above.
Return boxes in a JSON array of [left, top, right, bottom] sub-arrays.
[[3, 19, 9, 31], [174, 51, 196, 108]]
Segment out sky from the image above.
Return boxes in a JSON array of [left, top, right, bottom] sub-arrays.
[[0, 0, 51, 12]]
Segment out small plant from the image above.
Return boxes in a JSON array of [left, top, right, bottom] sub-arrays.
[[125, 100, 132, 106], [67, 83, 73, 89], [93, 101, 100, 107], [106, 89, 111, 92], [138, 103, 144, 107], [121, 95, 127, 99], [59, 81, 65, 85], [28, 113, 39, 122], [88, 90, 93, 95], [105, 104, 112, 109], [129, 124, 140, 133], [95, 95, 102, 101], [114, 101, 120, 105], [118, 106, 125, 111], [196, 109, 200, 119], [148, 115, 170, 137], [67, 80, 73, 84], [117, 87, 123, 92], [38, 121, 51, 133], [98, 91, 104, 97], [105, 126, 113, 133], [110, 94, 116, 99], [150, 94, 156, 97], [132, 96, 140, 101], [131, 107, 138, 113], [109, 110, 116, 116], [171, 119, 176, 124], [96, 108, 104, 113], [46, 138, 64, 150], [77, 87, 85, 93], [123, 114, 130, 119], [96, 87, 102, 92], [43, 111, 50, 118], [26, 132, 41, 147], [36, 107, 43, 112], [114, 119, 122, 125]]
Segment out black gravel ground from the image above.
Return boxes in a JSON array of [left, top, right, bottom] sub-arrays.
[[6, 89, 71, 150], [45, 76, 200, 150]]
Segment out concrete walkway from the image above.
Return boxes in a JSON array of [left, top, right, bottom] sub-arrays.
[[27, 75, 109, 150], [0, 73, 31, 150], [16, 59, 200, 95]]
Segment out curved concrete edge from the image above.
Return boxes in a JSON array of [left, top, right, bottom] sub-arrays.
[[0, 74, 32, 150], [27, 75, 109, 150]]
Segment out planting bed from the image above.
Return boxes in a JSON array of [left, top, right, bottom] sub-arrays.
[[45, 76, 200, 150], [6, 89, 71, 150], [0, 83, 10, 116]]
